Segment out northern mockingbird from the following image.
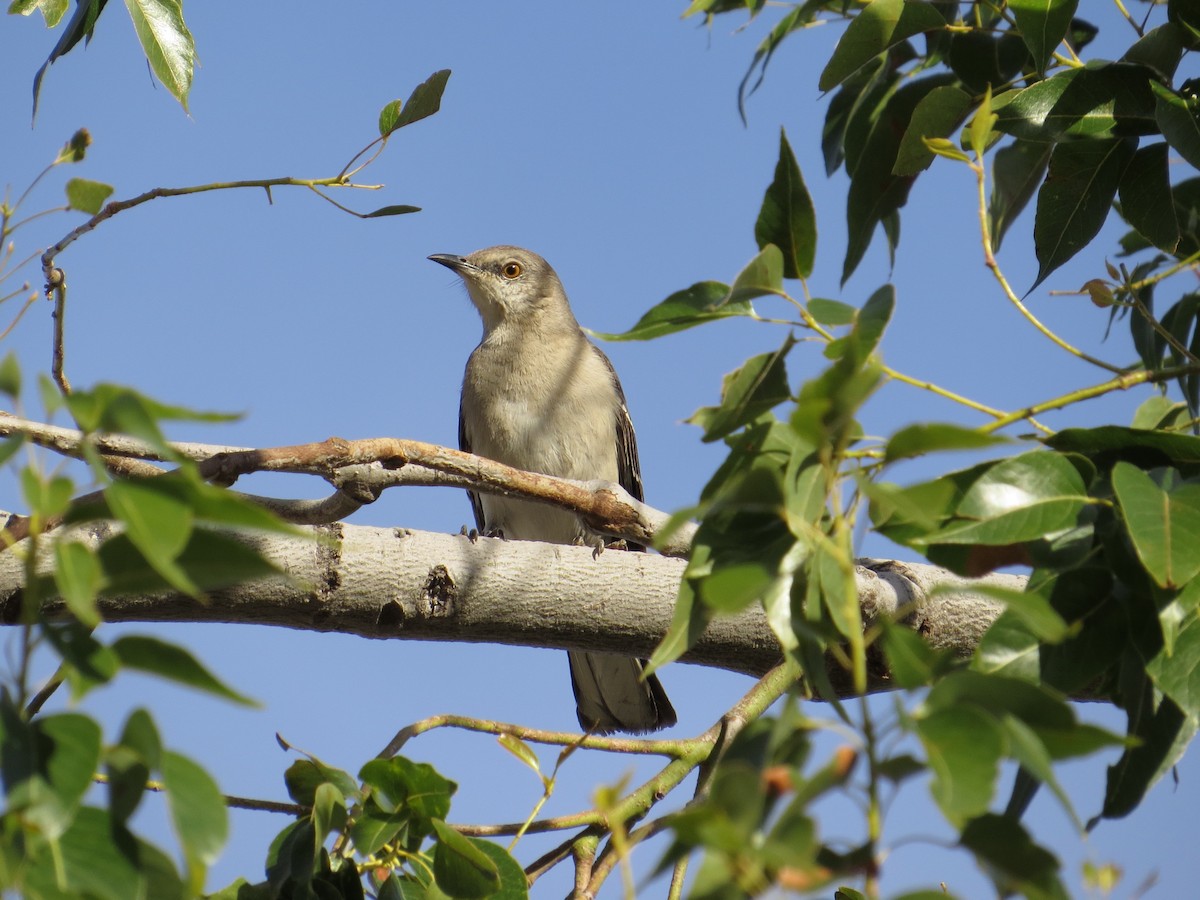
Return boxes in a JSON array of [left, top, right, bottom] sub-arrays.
[[429, 245, 676, 734]]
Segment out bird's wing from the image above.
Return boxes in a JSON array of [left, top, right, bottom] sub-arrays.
[[592, 344, 644, 504], [458, 401, 487, 531]]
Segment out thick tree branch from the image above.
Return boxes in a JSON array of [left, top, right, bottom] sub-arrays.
[[0, 521, 1019, 687]]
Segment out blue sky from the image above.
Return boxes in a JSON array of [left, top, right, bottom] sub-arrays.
[[2, 2, 1197, 897]]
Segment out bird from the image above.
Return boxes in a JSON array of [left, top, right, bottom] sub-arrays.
[[428, 245, 676, 734]]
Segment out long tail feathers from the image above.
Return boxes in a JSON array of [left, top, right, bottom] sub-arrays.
[[567, 650, 676, 734]]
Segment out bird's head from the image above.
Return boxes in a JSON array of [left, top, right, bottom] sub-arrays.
[[428, 245, 574, 333]]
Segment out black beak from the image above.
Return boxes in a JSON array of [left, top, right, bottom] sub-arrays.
[[428, 253, 470, 272]]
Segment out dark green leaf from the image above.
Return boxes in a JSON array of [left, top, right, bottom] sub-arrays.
[[113, 635, 256, 705], [1118, 143, 1180, 252], [124, 0, 194, 111], [1112, 463, 1200, 589], [737, 5, 816, 122], [162, 750, 227, 891], [946, 29, 1030, 94], [386, 69, 452, 133], [688, 334, 795, 442], [818, 0, 947, 91], [593, 281, 748, 341], [1046, 425, 1200, 468], [960, 814, 1067, 900], [893, 85, 972, 175], [284, 757, 360, 807], [360, 756, 455, 831], [464, 839, 528, 900], [107, 709, 161, 825], [1152, 80, 1200, 170], [96, 529, 281, 596], [31, 0, 112, 122], [646, 574, 714, 676], [880, 619, 956, 688], [1122, 23, 1187, 81], [104, 478, 196, 593], [989, 139, 1053, 252], [993, 64, 1157, 142], [431, 819, 501, 898], [884, 423, 1008, 463], [1147, 613, 1200, 721], [365, 205, 422, 217], [1008, 0, 1080, 74], [1032, 138, 1136, 290], [844, 75, 955, 284], [755, 129, 816, 279]]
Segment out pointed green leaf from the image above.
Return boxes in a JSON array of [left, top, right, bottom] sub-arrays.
[[378, 99, 403, 136], [755, 129, 816, 279], [65, 177, 114, 214], [112, 635, 256, 705], [1112, 463, 1200, 589], [431, 819, 501, 898], [1118, 142, 1180, 253], [386, 69, 452, 134], [993, 64, 1157, 142], [884, 423, 1008, 463], [1151, 80, 1200, 170], [123, 0, 194, 112], [989, 139, 1052, 252], [365, 204, 422, 217], [161, 749, 227, 892], [894, 85, 972, 175], [959, 814, 1067, 899], [688, 334, 795, 442], [818, 0, 947, 91], [1032, 138, 1136, 290], [1008, 0, 1080, 74], [592, 281, 747, 341], [727, 244, 785, 304], [464, 839, 528, 900]]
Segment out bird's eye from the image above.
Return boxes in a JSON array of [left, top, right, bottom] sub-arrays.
[[502, 262, 523, 279]]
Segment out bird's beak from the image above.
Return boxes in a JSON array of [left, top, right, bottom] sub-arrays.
[[428, 253, 476, 275]]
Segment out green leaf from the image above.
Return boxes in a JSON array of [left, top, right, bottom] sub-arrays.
[[96, 529, 282, 596], [946, 28, 1030, 95], [107, 709, 160, 825], [1046, 425, 1200, 468], [884, 423, 1008, 463], [365, 204, 422, 217], [1151, 80, 1200, 170], [1008, 0, 1080, 74], [431, 819, 501, 898], [378, 99, 403, 136], [993, 64, 1157, 142], [54, 540, 105, 626], [122, 0, 194, 111], [64, 176, 114, 214], [0, 352, 21, 397], [843, 74, 956, 284], [22, 805, 185, 900], [21, 469, 74, 518], [755, 129, 816, 279], [105, 477, 196, 593], [385, 69, 452, 134], [360, 755, 455, 838], [893, 85, 972, 175], [112, 635, 256, 705], [916, 705, 1003, 825], [161, 750, 227, 891], [953, 582, 1070, 642], [646, 573, 714, 676], [737, 4, 815, 123], [688, 334, 795, 442], [1112, 463, 1200, 589], [284, 757, 360, 807], [1032, 138, 1136, 290], [727, 244, 785, 304], [463, 839, 528, 900], [959, 814, 1067, 900], [592, 281, 748, 341], [1118, 142, 1180, 253], [807, 297, 856, 326], [880, 619, 956, 688], [1147, 613, 1200, 722], [818, 0, 947, 91], [989, 139, 1053, 252]]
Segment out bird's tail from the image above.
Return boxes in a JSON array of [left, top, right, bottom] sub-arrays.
[[567, 650, 676, 734]]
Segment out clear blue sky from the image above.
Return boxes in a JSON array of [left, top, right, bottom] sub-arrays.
[[2, 3, 1196, 896]]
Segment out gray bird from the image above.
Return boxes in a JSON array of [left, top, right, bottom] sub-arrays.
[[428, 245, 676, 734]]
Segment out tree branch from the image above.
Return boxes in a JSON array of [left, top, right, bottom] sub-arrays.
[[0, 521, 1019, 686]]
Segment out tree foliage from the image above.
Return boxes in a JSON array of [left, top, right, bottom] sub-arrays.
[[3, 1, 1200, 898]]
